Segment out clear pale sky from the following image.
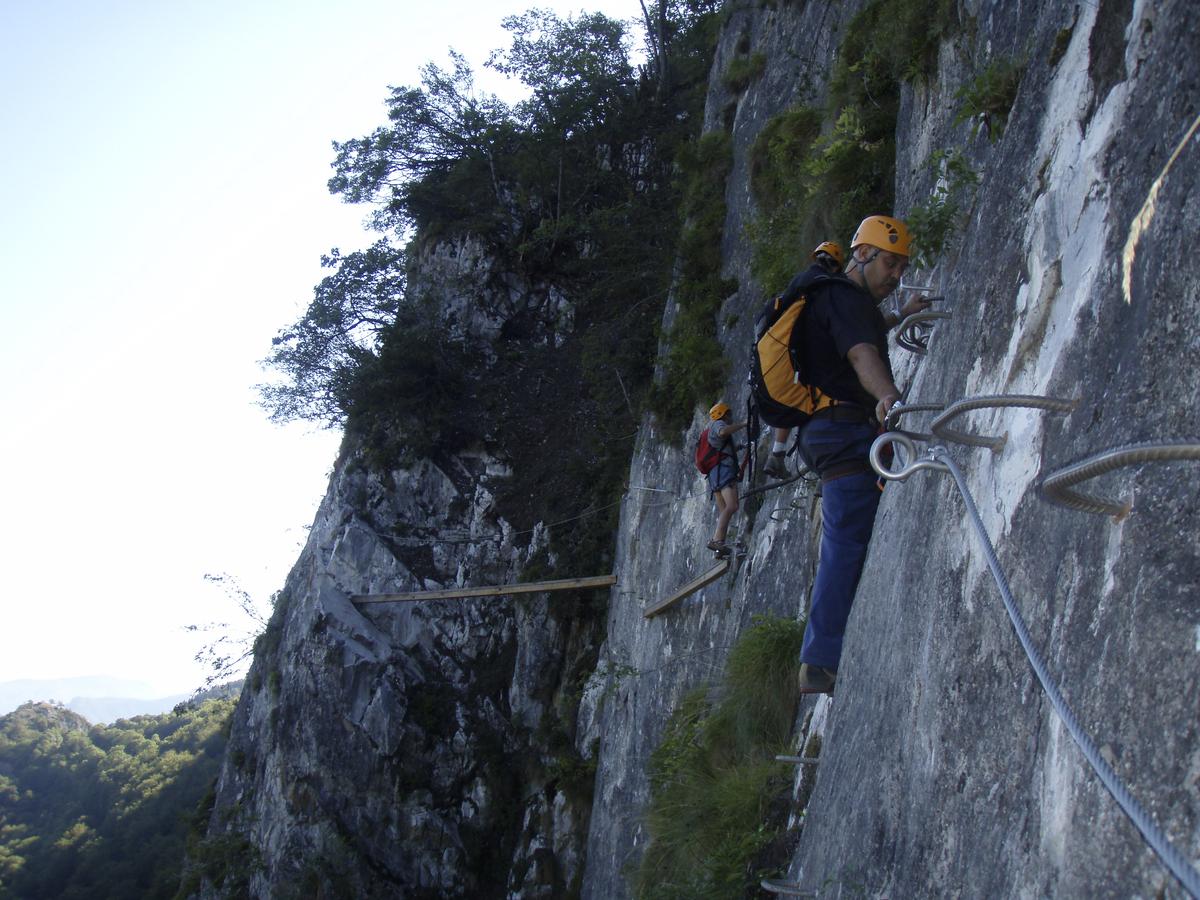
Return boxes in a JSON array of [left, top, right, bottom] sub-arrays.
[[0, 0, 646, 695]]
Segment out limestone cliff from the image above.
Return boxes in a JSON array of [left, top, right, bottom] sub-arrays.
[[194, 0, 1200, 898], [586, 0, 1200, 897]]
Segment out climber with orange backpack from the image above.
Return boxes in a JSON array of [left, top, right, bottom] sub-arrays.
[[759, 241, 846, 480], [749, 216, 933, 693], [697, 401, 747, 557]]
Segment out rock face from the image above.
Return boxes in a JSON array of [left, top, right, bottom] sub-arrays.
[[203, 438, 610, 898], [585, 0, 1200, 897], [199, 0, 1200, 898]]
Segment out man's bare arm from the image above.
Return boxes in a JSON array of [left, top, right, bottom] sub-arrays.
[[846, 342, 901, 422]]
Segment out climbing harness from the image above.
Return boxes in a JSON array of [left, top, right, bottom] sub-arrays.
[[930, 394, 1078, 452], [871, 431, 1200, 900], [895, 310, 952, 355], [1041, 440, 1200, 521]]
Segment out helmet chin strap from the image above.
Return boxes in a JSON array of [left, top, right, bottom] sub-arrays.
[[847, 247, 882, 293]]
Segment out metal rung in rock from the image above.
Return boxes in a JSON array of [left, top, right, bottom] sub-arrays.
[[353, 574, 616, 604], [760, 880, 817, 897], [643, 558, 730, 618]]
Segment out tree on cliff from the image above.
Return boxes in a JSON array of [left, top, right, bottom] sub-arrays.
[[259, 2, 724, 572], [260, 5, 713, 429]]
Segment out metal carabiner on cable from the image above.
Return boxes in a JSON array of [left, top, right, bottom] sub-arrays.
[[870, 432, 950, 481]]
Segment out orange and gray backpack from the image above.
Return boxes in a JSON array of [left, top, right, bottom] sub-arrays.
[[749, 269, 855, 429]]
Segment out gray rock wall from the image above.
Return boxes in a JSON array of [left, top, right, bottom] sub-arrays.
[[584, 0, 1200, 898], [202, 439, 600, 898], [793, 0, 1200, 896], [200, 0, 1200, 897]]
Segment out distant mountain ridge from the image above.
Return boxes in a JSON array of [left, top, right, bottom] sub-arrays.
[[0, 675, 187, 722]]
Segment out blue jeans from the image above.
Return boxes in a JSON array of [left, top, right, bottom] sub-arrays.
[[798, 420, 882, 670]]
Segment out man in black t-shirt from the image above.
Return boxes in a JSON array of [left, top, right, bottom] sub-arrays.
[[796, 215, 932, 694], [762, 241, 845, 480]]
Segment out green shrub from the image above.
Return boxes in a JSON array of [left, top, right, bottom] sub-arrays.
[[647, 130, 739, 437], [744, 0, 959, 292], [905, 148, 980, 270], [722, 51, 767, 93], [953, 53, 1026, 142], [632, 616, 806, 900]]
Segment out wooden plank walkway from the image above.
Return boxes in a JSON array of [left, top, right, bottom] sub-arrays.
[[643, 558, 730, 618], [352, 574, 616, 605]]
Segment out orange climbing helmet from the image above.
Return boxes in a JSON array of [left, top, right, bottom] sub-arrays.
[[812, 241, 845, 267], [709, 402, 731, 420], [851, 215, 912, 256]]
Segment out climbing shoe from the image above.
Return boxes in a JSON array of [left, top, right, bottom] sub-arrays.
[[706, 539, 732, 556], [764, 453, 789, 479], [798, 664, 836, 694]]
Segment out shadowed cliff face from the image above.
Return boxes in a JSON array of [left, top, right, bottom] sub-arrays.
[[199, 442, 603, 899], [795, 0, 1200, 895], [584, 0, 1200, 898], [197, 1, 1199, 898]]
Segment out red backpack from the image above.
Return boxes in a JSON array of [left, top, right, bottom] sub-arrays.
[[695, 429, 730, 474]]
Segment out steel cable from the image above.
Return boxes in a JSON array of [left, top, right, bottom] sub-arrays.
[[931, 447, 1200, 899], [896, 310, 953, 355], [1041, 441, 1200, 520]]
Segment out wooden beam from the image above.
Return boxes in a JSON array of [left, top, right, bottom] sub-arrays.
[[643, 558, 730, 618], [352, 574, 616, 604]]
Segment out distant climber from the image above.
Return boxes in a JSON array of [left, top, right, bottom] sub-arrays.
[[795, 216, 932, 694], [701, 402, 747, 557], [760, 242, 846, 480]]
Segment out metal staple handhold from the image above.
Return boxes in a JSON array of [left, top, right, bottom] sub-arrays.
[[930, 394, 1078, 452], [884, 402, 946, 441], [1041, 440, 1200, 521], [896, 310, 953, 355]]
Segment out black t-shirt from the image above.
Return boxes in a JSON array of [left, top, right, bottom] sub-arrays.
[[801, 277, 892, 406]]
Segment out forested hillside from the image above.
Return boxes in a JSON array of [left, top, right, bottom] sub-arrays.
[[0, 699, 235, 900]]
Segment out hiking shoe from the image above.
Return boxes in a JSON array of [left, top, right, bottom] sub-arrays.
[[706, 539, 731, 556], [798, 664, 836, 694], [763, 453, 789, 479]]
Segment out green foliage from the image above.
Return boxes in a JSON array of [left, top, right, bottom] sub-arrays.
[[646, 130, 738, 436], [632, 616, 805, 899], [176, 826, 261, 900], [258, 240, 406, 428], [747, 106, 824, 213], [953, 52, 1026, 142], [486, 8, 634, 133], [746, 106, 892, 291], [722, 50, 766, 93], [905, 148, 980, 270], [0, 700, 236, 900], [327, 51, 514, 236], [744, 0, 958, 292], [267, 4, 727, 599]]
